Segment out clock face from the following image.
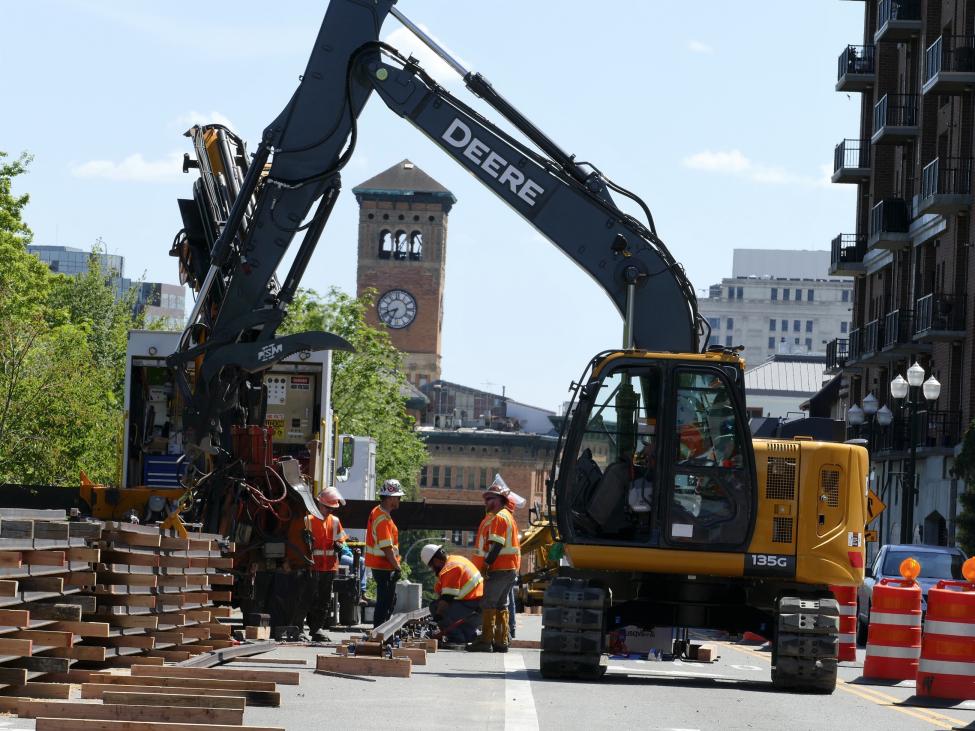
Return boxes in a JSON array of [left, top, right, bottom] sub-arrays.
[[377, 289, 417, 329]]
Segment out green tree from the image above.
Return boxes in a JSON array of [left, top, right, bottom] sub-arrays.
[[953, 419, 975, 555], [282, 287, 428, 495], [0, 151, 33, 247]]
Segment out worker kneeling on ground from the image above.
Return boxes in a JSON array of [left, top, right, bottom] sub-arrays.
[[421, 544, 483, 648], [469, 475, 522, 653]]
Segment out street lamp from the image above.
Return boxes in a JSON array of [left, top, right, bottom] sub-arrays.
[[846, 392, 889, 451], [890, 362, 942, 544]]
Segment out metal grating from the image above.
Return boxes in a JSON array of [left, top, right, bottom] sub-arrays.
[[767, 441, 800, 454], [773, 517, 794, 544], [821, 468, 840, 508], [766, 457, 797, 501]]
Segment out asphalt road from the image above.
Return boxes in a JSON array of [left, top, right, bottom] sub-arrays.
[[236, 615, 975, 731]]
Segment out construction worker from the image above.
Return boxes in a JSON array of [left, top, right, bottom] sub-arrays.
[[469, 475, 521, 653], [365, 478, 405, 627], [303, 487, 348, 642], [421, 544, 483, 647]]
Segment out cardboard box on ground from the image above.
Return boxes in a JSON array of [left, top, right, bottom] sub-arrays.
[[607, 626, 674, 656]]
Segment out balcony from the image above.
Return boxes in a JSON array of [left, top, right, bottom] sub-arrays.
[[848, 328, 863, 364], [923, 36, 975, 95], [832, 139, 872, 183], [872, 94, 920, 144], [914, 292, 967, 341], [861, 318, 884, 361], [917, 410, 963, 449], [868, 198, 910, 250], [918, 157, 972, 216], [881, 309, 917, 354], [837, 45, 876, 92], [875, 0, 922, 43], [825, 338, 849, 374], [830, 233, 867, 276]]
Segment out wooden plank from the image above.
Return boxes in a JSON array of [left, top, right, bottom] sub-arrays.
[[17, 603, 79, 621], [81, 683, 280, 707], [0, 608, 29, 627], [208, 557, 234, 569], [64, 571, 98, 586], [101, 691, 245, 710], [0, 551, 23, 568], [87, 672, 277, 692], [103, 530, 162, 548], [96, 656, 164, 669], [5, 655, 70, 673], [108, 615, 159, 629], [206, 574, 234, 586], [179, 627, 210, 640], [209, 606, 232, 618], [0, 668, 28, 685], [48, 621, 110, 637], [154, 575, 188, 588], [94, 635, 155, 649], [157, 555, 191, 568], [205, 640, 235, 649], [9, 630, 72, 647], [181, 609, 211, 621], [0, 637, 32, 656], [244, 626, 270, 641], [0, 682, 71, 699], [228, 658, 307, 666], [144, 650, 191, 662], [18, 576, 63, 593], [47, 645, 107, 662], [392, 647, 427, 666], [99, 551, 159, 567], [151, 613, 185, 625], [23, 700, 244, 725], [0, 520, 33, 539], [158, 536, 190, 551], [316, 654, 411, 678], [35, 720, 281, 731], [21, 551, 66, 567], [0, 580, 19, 597], [68, 522, 104, 539], [91, 594, 157, 608], [97, 572, 157, 587], [205, 624, 231, 639], [32, 522, 70, 540], [207, 591, 232, 603], [66, 547, 100, 562], [131, 664, 300, 685]]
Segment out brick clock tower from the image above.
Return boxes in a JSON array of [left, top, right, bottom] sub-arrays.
[[353, 160, 456, 386]]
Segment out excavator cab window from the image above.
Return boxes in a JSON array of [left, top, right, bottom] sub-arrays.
[[665, 368, 751, 550], [568, 364, 661, 543]]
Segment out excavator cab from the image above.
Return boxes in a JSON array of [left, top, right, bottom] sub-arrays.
[[554, 349, 757, 554]]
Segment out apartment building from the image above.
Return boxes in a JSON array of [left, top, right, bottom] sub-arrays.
[[699, 249, 853, 368], [827, 0, 974, 547]]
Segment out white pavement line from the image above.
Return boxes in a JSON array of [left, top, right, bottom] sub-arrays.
[[607, 664, 728, 679], [504, 652, 540, 731]]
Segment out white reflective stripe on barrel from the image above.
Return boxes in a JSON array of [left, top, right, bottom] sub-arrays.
[[867, 644, 921, 659], [919, 658, 975, 677], [923, 619, 975, 638], [870, 611, 922, 626], [839, 633, 855, 643], [838, 605, 857, 616]]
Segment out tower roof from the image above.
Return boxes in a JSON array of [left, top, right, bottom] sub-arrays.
[[353, 159, 456, 207]]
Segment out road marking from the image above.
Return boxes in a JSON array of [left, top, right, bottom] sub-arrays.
[[607, 664, 729, 680], [717, 642, 963, 729], [504, 652, 539, 731]]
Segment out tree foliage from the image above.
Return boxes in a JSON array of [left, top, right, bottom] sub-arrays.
[[953, 419, 975, 555], [0, 152, 139, 484], [282, 287, 428, 497]]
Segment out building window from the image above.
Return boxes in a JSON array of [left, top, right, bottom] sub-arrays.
[[725, 335, 733, 346], [452, 529, 463, 545], [781, 319, 787, 332], [794, 337, 800, 345], [708, 317, 720, 330], [807, 289, 814, 301], [805, 338, 812, 350], [708, 335, 719, 347], [444, 466, 452, 488], [793, 320, 800, 332], [480, 468, 488, 489], [456, 466, 464, 488], [806, 320, 813, 332], [727, 287, 735, 300], [842, 290, 850, 302], [771, 288, 778, 301], [841, 321, 848, 334], [420, 466, 428, 487], [467, 532, 476, 547], [736, 287, 743, 300], [769, 319, 776, 331], [469, 469, 476, 490], [783, 289, 790, 301], [432, 466, 440, 488], [795, 288, 802, 301], [725, 318, 733, 330], [768, 337, 775, 349]]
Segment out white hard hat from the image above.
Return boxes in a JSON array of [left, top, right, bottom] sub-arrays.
[[317, 487, 346, 509], [379, 478, 405, 498], [420, 544, 444, 566]]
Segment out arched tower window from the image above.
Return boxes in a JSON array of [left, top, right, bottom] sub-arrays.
[[378, 230, 393, 259], [394, 230, 409, 260], [409, 231, 423, 261]]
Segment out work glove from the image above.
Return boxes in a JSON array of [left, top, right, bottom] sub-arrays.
[[391, 569, 402, 583]]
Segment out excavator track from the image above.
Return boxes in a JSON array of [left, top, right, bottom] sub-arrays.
[[539, 576, 608, 680], [771, 595, 839, 694]]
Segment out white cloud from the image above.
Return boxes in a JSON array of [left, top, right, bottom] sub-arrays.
[[688, 40, 714, 54], [170, 110, 237, 133], [683, 149, 831, 188], [70, 151, 185, 183], [383, 25, 468, 88]]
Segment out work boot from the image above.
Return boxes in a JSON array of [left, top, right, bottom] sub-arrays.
[[493, 609, 510, 653], [311, 629, 332, 643], [467, 609, 496, 653]]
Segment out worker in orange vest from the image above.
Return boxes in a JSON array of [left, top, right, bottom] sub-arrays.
[[303, 487, 349, 642], [365, 478, 405, 627], [421, 544, 483, 647], [469, 475, 521, 653]]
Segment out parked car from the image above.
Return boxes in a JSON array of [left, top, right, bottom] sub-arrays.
[[856, 543, 968, 645]]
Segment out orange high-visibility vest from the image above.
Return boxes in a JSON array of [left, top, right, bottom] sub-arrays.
[[472, 507, 520, 572], [434, 555, 484, 601], [308, 514, 348, 572], [365, 505, 399, 570]]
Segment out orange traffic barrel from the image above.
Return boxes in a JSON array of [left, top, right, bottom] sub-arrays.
[[830, 585, 857, 662], [862, 578, 922, 680], [916, 579, 975, 699]]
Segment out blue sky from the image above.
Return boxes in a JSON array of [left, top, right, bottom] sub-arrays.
[[2, 1, 862, 414]]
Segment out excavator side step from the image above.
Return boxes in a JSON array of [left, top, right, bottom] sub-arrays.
[[771, 595, 839, 694], [539, 576, 608, 680]]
